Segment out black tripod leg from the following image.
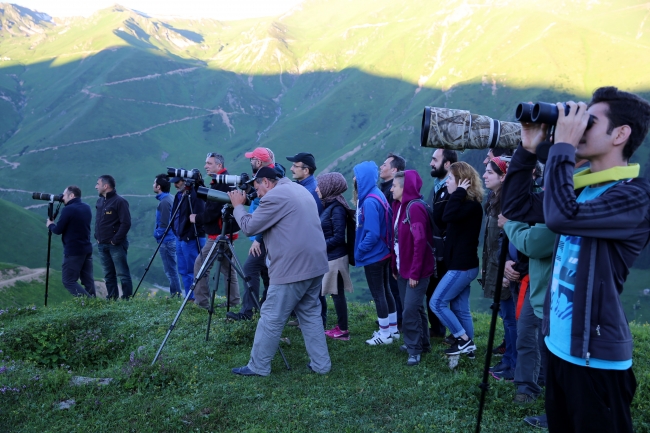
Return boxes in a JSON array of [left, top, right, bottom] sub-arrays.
[[134, 193, 185, 298], [226, 242, 291, 371], [475, 233, 509, 433], [205, 247, 222, 342], [152, 239, 220, 365]]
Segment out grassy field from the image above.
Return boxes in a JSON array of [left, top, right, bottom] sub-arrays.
[[1, 295, 650, 432]]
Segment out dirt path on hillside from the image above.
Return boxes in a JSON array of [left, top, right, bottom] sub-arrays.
[[0, 267, 46, 289]]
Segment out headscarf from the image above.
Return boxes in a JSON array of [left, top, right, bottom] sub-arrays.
[[316, 172, 351, 210], [490, 157, 508, 175]]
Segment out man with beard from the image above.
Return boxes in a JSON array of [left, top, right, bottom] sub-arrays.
[[427, 149, 457, 338]]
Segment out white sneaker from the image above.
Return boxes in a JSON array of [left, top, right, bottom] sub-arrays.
[[391, 331, 401, 340], [365, 330, 393, 345]]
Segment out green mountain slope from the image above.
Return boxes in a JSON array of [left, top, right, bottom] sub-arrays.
[[0, 0, 649, 288]]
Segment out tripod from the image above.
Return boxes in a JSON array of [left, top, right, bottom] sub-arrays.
[[44, 200, 63, 306], [152, 205, 291, 370], [133, 185, 203, 297], [475, 232, 509, 433]]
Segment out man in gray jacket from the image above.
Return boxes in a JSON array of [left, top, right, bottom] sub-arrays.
[[227, 167, 331, 376]]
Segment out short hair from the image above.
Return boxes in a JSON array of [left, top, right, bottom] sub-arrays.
[[589, 86, 650, 160], [98, 175, 116, 189], [155, 174, 171, 193], [441, 149, 458, 165], [207, 153, 225, 166], [66, 185, 82, 198], [393, 170, 405, 186], [306, 166, 316, 176], [387, 153, 406, 172], [492, 148, 513, 158]]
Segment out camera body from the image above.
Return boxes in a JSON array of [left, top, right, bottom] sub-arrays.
[[32, 192, 64, 202]]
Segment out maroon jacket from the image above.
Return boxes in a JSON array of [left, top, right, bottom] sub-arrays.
[[390, 170, 436, 280]]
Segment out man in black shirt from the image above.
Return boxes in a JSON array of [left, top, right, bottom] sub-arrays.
[[95, 174, 132, 300], [46, 185, 94, 297]]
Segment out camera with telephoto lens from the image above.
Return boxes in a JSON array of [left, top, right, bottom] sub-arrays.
[[196, 184, 258, 205], [167, 167, 203, 182], [516, 102, 595, 130], [211, 172, 250, 188], [32, 192, 64, 202]]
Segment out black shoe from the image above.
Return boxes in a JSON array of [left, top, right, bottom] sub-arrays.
[[492, 339, 506, 357], [523, 414, 548, 429], [399, 344, 431, 353], [226, 311, 251, 321], [489, 360, 509, 373], [466, 351, 476, 360], [444, 337, 476, 355], [406, 354, 421, 366]]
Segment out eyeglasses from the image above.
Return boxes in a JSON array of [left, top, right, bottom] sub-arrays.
[[291, 163, 308, 170]]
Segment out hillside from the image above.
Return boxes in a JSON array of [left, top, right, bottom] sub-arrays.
[[1, 0, 650, 290], [1, 297, 650, 432]]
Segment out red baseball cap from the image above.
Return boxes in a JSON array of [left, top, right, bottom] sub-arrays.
[[245, 147, 272, 163]]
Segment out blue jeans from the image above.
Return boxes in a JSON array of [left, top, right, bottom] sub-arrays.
[[97, 241, 132, 300], [176, 238, 206, 299], [62, 253, 95, 297], [500, 296, 517, 369], [429, 268, 479, 339], [159, 239, 181, 296]]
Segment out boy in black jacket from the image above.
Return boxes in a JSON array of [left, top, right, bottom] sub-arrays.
[[502, 87, 650, 433]]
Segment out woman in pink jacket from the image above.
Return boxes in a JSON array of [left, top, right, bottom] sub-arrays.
[[390, 170, 436, 366]]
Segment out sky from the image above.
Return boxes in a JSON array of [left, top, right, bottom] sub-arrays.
[[12, 0, 306, 20]]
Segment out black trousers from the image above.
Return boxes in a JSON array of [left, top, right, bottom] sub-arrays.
[[62, 253, 95, 297], [545, 348, 636, 433], [240, 239, 270, 316]]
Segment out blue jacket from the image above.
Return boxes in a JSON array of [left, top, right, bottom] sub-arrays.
[[298, 175, 324, 215], [48, 197, 93, 256], [154, 192, 176, 243], [353, 161, 392, 266]]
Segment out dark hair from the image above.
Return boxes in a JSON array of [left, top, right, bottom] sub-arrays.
[[66, 185, 82, 198], [387, 153, 406, 172], [492, 148, 513, 158], [488, 160, 506, 176], [98, 175, 116, 189], [441, 149, 458, 165], [155, 174, 171, 192], [207, 153, 225, 166], [254, 177, 278, 185], [393, 170, 405, 185], [306, 166, 316, 176], [589, 86, 650, 160]]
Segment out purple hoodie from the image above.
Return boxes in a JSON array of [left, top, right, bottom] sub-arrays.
[[390, 170, 436, 280]]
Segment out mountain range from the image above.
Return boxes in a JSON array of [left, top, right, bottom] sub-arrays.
[[1, 0, 649, 292]]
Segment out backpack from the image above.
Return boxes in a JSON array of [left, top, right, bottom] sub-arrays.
[[405, 198, 445, 263]]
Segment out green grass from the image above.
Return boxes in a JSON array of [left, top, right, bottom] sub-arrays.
[[1, 296, 650, 432], [0, 268, 70, 308]]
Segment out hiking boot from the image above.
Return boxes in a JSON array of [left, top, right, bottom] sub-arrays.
[[524, 414, 548, 429], [444, 337, 476, 355], [490, 367, 515, 382], [407, 354, 421, 366], [442, 334, 456, 345], [226, 311, 252, 321], [513, 393, 536, 404], [365, 330, 393, 346], [489, 360, 509, 373], [326, 326, 350, 341], [492, 339, 506, 357]]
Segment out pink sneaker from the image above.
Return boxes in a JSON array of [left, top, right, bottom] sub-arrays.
[[325, 325, 341, 337], [327, 326, 350, 341]]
